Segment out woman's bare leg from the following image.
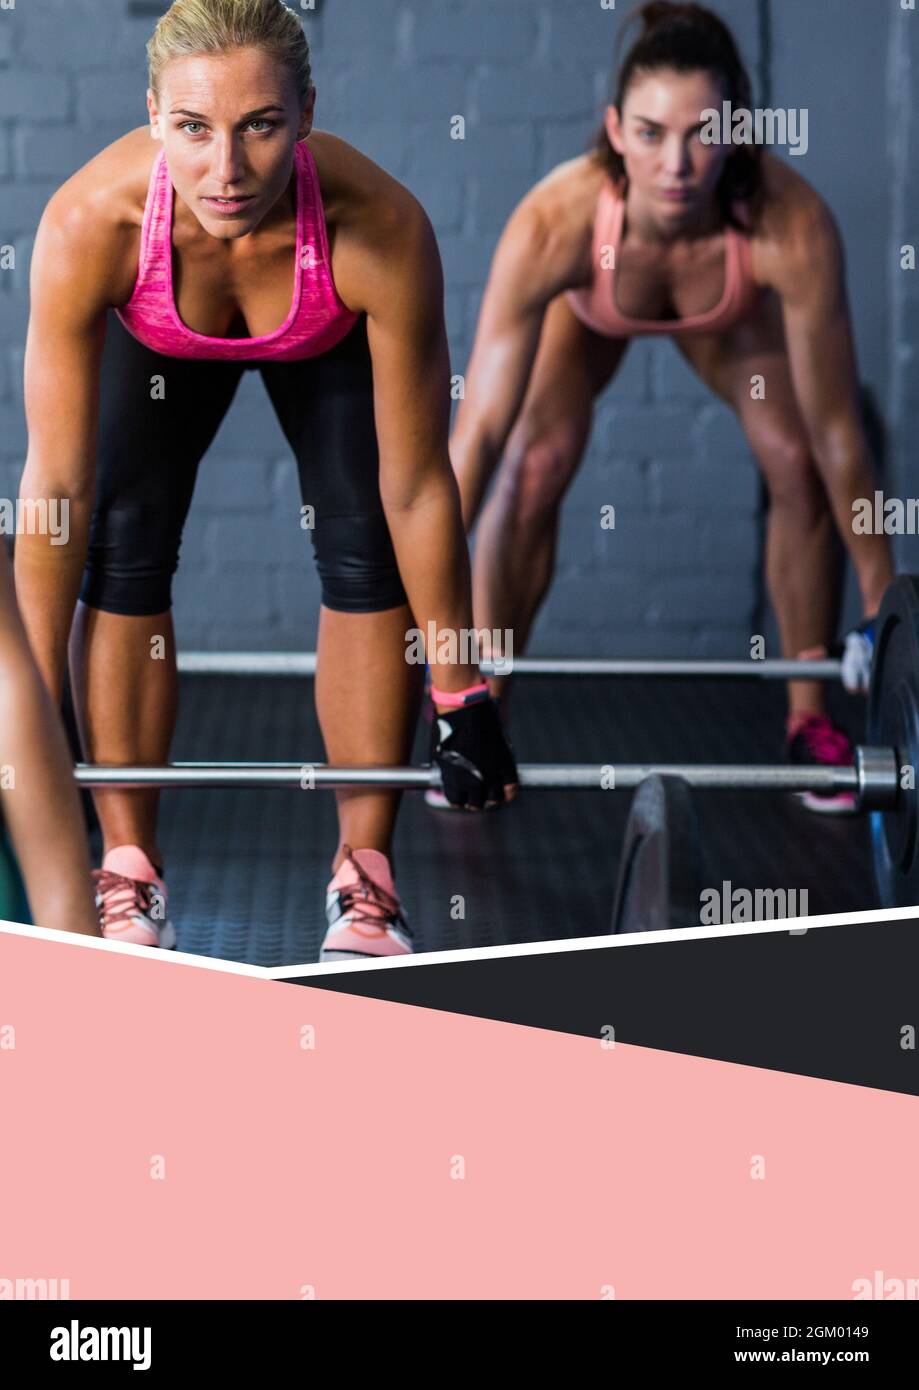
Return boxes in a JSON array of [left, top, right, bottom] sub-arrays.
[[68, 602, 178, 867], [315, 602, 425, 877], [677, 303, 844, 720]]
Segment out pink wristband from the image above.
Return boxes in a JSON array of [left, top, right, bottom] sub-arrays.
[[430, 680, 490, 708]]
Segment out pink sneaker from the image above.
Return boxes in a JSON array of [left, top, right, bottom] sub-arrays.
[[785, 714, 856, 815], [321, 846, 413, 962], [93, 846, 176, 948]]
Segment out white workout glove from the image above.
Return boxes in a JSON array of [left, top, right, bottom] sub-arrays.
[[838, 618, 876, 695]]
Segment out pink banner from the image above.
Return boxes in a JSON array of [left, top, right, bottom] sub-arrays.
[[1, 928, 916, 1300]]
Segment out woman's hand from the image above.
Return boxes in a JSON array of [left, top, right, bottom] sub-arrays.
[[430, 696, 519, 811], [798, 616, 876, 695]]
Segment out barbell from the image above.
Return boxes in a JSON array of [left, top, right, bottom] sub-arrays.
[[73, 751, 893, 797], [73, 575, 919, 917], [176, 652, 843, 680]]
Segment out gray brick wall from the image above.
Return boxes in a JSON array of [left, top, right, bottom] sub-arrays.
[[0, 0, 914, 655]]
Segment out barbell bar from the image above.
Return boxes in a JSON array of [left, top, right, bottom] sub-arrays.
[[73, 745, 898, 808], [176, 652, 843, 681]]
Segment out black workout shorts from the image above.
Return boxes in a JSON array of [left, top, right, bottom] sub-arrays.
[[79, 309, 408, 616]]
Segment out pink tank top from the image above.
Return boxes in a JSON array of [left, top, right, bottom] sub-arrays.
[[115, 140, 359, 361], [566, 179, 762, 338]]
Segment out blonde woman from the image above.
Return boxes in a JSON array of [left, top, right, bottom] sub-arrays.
[[16, 0, 516, 960]]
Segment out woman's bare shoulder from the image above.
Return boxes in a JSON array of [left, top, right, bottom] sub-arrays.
[[494, 151, 604, 295], [44, 128, 155, 233], [32, 128, 158, 311], [754, 152, 837, 245], [307, 129, 412, 224], [34, 128, 155, 303]]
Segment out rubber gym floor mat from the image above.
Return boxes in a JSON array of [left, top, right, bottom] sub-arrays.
[[107, 672, 879, 967]]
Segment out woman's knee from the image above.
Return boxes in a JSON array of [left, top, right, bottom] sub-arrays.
[[80, 503, 181, 616], [312, 513, 407, 613], [497, 421, 586, 526], [756, 432, 827, 518]]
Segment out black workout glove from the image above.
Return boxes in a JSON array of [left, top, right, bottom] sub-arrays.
[[430, 695, 518, 810]]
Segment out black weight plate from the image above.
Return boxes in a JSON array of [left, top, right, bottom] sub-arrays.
[[868, 575, 919, 908], [610, 774, 705, 933]]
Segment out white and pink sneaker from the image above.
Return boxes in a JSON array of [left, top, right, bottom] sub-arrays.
[[93, 845, 176, 949], [321, 846, 413, 962], [785, 714, 857, 815]]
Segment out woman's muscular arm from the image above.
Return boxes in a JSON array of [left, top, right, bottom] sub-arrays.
[[16, 186, 117, 702], [449, 182, 593, 530], [0, 543, 100, 934], [762, 170, 894, 617]]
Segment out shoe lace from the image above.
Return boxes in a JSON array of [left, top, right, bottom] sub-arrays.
[[794, 716, 852, 765], [92, 869, 156, 930], [336, 845, 408, 933]]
